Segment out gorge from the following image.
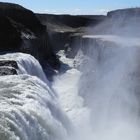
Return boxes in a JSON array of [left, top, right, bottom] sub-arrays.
[[0, 2, 140, 140]]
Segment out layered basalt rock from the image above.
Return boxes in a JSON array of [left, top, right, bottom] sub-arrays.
[[0, 15, 21, 51], [107, 8, 140, 18], [37, 14, 106, 28], [0, 60, 18, 75], [36, 13, 106, 54], [0, 60, 18, 69], [0, 2, 45, 34], [0, 2, 60, 70], [0, 66, 17, 75]]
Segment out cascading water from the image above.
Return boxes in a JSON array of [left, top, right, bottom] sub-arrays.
[[53, 35, 140, 140], [0, 53, 49, 83], [77, 35, 140, 140], [0, 53, 72, 140], [1, 16, 140, 140]]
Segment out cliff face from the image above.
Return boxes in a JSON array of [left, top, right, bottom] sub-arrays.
[[106, 8, 140, 37], [0, 2, 60, 70], [0, 2, 44, 33], [58, 8, 140, 58], [37, 14, 106, 28], [0, 15, 21, 51], [107, 8, 140, 18], [1, 2, 139, 74], [36, 13, 106, 54], [0, 60, 18, 75]]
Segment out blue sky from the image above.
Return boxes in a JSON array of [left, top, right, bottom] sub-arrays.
[[1, 0, 140, 15]]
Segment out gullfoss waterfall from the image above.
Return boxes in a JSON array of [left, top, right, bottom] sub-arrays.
[[77, 35, 140, 140], [0, 53, 72, 140], [1, 16, 140, 140], [53, 19, 140, 139]]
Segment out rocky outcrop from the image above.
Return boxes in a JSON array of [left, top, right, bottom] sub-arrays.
[[0, 2, 44, 34], [0, 15, 21, 51], [100, 8, 140, 37], [0, 2, 60, 70], [36, 13, 106, 54], [0, 60, 18, 68], [65, 34, 83, 58], [0, 60, 18, 75], [107, 8, 140, 18], [37, 14, 106, 28], [77, 35, 140, 108], [0, 66, 17, 75], [0, 2, 44, 52]]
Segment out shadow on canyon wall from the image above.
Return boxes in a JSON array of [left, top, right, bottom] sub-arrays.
[[0, 2, 140, 78]]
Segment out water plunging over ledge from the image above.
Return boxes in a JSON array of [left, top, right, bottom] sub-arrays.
[[0, 34, 140, 140], [53, 35, 140, 140], [0, 53, 72, 140]]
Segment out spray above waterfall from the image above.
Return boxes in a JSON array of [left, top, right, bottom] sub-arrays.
[[69, 13, 140, 140], [0, 53, 73, 140], [0, 3, 140, 140]]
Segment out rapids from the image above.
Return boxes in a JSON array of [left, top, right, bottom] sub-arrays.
[[0, 53, 72, 140]]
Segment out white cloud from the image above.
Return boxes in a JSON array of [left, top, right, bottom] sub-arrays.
[[38, 8, 109, 15]]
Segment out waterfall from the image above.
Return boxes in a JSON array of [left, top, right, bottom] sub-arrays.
[[0, 53, 72, 140], [0, 28, 140, 140], [53, 34, 140, 140], [0, 53, 48, 83], [77, 35, 140, 140]]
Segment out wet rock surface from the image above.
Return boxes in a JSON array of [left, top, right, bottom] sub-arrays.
[[0, 2, 60, 70], [0, 66, 17, 75], [36, 13, 106, 54], [1, 2, 140, 76], [0, 60, 18, 69], [0, 60, 18, 75]]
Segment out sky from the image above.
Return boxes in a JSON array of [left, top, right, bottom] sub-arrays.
[[1, 0, 140, 15]]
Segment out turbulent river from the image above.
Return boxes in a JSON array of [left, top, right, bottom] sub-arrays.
[[1, 34, 140, 140], [0, 53, 71, 140]]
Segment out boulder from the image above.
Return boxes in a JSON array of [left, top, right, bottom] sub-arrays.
[[0, 60, 18, 69], [0, 60, 18, 75], [0, 66, 17, 76]]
